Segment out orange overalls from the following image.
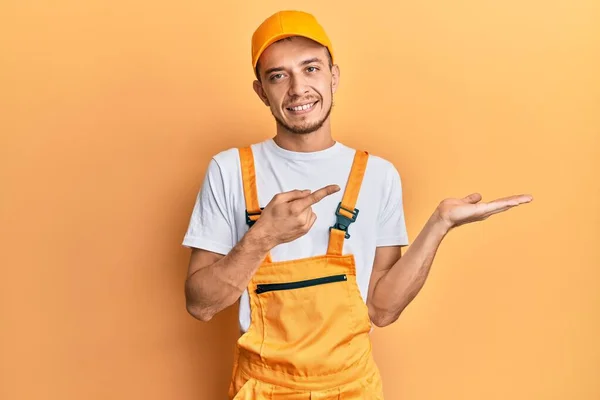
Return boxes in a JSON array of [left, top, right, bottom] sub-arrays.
[[228, 147, 384, 399]]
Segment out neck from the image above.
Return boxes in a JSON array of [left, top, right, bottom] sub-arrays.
[[273, 120, 335, 152]]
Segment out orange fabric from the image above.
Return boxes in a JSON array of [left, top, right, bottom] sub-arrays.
[[340, 150, 368, 213], [230, 147, 383, 399], [239, 147, 261, 215], [251, 10, 335, 69], [326, 228, 347, 257], [239, 147, 272, 264], [327, 150, 368, 256]]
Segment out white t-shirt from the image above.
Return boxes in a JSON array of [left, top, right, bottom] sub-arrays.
[[183, 138, 410, 332]]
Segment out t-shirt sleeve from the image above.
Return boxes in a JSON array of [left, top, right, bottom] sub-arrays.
[[182, 158, 235, 255], [376, 164, 410, 247]]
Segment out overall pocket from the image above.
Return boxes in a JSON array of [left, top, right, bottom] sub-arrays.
[[255, 274, 347, 294], [254, 271, 361, 376]]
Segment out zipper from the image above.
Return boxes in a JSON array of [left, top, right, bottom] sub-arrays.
[[255, 274, 347, 294]]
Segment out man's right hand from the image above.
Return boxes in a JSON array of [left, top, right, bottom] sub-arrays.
[[184, 184, 341, 321], [252, 185, 341, 248]]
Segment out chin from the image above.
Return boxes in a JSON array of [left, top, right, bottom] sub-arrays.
[[285, 122, 325, 135], [273, 106, 331, 135]]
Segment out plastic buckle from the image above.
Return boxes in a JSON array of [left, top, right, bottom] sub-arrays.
[[245, 208, 264, 227], [329, 202, 359, 239]]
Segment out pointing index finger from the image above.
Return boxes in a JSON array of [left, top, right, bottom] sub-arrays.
[[296, 184, 341, 209]]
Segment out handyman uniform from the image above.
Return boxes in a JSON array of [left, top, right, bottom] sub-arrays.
[[228, 147, 383, 399], [182, 9, 410, 399]]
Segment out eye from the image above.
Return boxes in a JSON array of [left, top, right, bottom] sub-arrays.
[[270, 73, 285, 81], [307, 66, 319, 73]]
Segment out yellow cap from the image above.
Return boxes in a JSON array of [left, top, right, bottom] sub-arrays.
[[251, 10, 334, 70]]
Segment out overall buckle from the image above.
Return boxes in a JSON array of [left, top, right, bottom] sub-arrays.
[[329, 202, 359, 239], [245, 208, 264, 227]]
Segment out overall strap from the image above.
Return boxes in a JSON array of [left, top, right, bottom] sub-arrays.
[[239, 147, 272, 263], [327, 150, 369, 256]]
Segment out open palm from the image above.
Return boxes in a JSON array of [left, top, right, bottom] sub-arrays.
[[437, 192, 533, 229]]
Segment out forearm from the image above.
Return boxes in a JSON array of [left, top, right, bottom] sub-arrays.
[[185, 227, 272, 321], [370, 210, 450, 326]]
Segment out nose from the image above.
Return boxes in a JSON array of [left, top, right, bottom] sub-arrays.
[[288, 74, 309, 97]]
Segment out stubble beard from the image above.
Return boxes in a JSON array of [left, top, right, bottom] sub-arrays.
[[272, 90, 334, 135]]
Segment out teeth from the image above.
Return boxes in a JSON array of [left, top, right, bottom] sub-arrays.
[[290, 102, 314, 111]]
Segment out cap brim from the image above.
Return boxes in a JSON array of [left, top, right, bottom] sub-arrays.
[[253, 32, 332, 69]]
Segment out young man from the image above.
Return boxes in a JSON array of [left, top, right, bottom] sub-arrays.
[[182, 10, 533, 399]]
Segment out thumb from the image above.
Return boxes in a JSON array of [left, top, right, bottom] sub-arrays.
[[462, 193, 482, 204]]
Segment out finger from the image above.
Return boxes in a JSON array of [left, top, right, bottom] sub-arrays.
[[295, 184, 341, 209], [491, 195, 534, 211], [489, 194, 534, 206], [476, 201, 516, 215], [272, 189, 312, 203], [302, 211, 318, 232], [482, 205, 514, 218], [479, 197, 532, 218], [462, 193, 482, 204]]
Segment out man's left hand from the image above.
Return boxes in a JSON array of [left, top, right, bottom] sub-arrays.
[[435, 192, 534, 231]]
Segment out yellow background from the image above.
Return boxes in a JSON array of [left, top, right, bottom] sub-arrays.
[[1, 0, 599, 399]]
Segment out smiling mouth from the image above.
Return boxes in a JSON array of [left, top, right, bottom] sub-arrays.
[[286, 101, 318, 113]]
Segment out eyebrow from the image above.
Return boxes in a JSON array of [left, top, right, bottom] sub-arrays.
[[264, 57, 324, 76]]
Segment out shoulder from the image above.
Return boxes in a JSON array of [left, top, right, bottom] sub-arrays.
[[205, 139, 271, 181], [211, 139, 270, 166], [211, 145, 239, 165], [339, 142, 401, 180], [365, 153, 403, 197], [367, 153, 399, 176]]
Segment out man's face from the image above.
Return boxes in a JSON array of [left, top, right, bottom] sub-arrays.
[[253, 36, 340, 135]]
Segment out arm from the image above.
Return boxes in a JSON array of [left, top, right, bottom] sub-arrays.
[[367, 192, 533, 327], [184, 185, 341, 322], [184, 227, 272, 322], [366, 210, 447, 327]]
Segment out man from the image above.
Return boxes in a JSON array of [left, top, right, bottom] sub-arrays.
[[182, 10, 533, 399]]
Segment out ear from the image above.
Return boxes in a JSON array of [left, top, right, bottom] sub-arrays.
[[331, 64, 340, 94], [253, 80, 270, 106]]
